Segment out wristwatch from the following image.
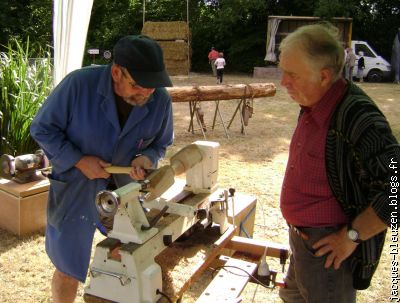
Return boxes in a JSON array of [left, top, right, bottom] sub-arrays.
[[347, 223, 362, 243]]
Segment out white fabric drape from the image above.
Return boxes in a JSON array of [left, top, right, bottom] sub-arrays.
[[53, 0, 94, 86], [265, 19, 281, 63]]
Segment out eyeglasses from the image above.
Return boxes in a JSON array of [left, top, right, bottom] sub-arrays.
[[119, 67, 143, 89]]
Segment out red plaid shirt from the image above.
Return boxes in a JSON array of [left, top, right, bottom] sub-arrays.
[[280, 79, 349, 227]]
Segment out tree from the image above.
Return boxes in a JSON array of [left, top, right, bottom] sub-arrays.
[[190, 0, 271, 72], [84, 0, 143, 65], [315, 0, 400, 61], [351, 0, 400, 61], [0, 0, 52, 55], [0, 0, 398, 73]]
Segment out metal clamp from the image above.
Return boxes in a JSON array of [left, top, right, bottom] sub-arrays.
[[90, 267, 132, 286]]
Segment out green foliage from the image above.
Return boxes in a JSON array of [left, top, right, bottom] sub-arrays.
[[0, 39, 52, 155], [0, 0, 398, 72], [350, 0, 400, 61], [314, 0, 400, 61], [144, 0, 189, 21], [83, 0, 143, 66], [314, 0, 355, 17], [190, 0, 270, 72], [0, 0, 52, 55]]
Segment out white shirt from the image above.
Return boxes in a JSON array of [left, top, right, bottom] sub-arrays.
[[214, 58, 226, 69]]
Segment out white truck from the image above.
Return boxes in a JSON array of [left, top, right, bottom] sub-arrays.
[[351, 40, 392, 82], [264, 16, 391, 82]]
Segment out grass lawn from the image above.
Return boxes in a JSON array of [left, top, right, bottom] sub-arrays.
[[0, 73, 399, 302]]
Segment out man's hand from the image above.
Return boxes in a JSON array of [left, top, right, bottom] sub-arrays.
[[312, 226, 358, 270], [130, 155, 153, 180], [75, 156, 111, 180]]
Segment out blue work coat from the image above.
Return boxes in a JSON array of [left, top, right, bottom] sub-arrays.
[[30, 64, 173, 280]]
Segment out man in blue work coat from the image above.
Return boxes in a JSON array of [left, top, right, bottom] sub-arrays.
[[30, 35, 174, 303]]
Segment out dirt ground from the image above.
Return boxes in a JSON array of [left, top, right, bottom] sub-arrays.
[[0, 72, 399, 303]]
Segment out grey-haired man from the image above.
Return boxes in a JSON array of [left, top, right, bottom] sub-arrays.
[[278, 24, 398, 302]]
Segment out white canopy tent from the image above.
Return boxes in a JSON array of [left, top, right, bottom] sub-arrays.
[[53, 0, 94, 86], [265, 18, 281, 63]]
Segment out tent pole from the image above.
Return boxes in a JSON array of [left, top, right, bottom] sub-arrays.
[[187, 0, 190, 76], [143, 0, 146, 27]]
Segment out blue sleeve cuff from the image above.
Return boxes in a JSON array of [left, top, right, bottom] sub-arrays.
[[50, 144, 83, 173]]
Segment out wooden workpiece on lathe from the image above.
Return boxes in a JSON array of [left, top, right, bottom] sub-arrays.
[[102, 144, 204, 200], [104, 166, 132, 174], [146, 144, 204, 201]]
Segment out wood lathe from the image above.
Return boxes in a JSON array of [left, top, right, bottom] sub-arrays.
[[84, 141, 230, 302]]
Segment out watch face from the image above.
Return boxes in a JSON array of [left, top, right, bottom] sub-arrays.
[[348, 229, 359, 241]]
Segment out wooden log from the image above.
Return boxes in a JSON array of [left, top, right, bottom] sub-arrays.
[[166, 83, 276, 103]]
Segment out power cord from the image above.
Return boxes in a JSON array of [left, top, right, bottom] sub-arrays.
[[156, 289, 172, 303], [253, 196, 271, 302], [210, 265, 276, 290]]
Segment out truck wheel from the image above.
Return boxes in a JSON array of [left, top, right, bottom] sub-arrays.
[[367, 70, 383, 82]]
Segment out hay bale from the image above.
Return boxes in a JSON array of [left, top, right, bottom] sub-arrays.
[[164, 58, 189, 69], [158, 41, 189, 61], [142, 21, 189, 41], [141, 21, 191, 75], [166, 67, 188, 76], [165, 60, 190, 76]]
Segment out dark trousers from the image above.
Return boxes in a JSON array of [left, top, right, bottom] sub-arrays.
[[279, 226, 356, 303], [217, 68, 224, 83]]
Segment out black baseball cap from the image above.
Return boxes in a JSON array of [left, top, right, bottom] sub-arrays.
[[113, 35, 172, 88]]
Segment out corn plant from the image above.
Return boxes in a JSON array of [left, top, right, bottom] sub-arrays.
[[0, 39, 52, 156]]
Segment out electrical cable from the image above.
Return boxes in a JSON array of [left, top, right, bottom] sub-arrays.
[[156, 289, 172, 303], [251, 284, 259, 303], [210, 265, 276, 290], [252, 195, 270, 302]]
